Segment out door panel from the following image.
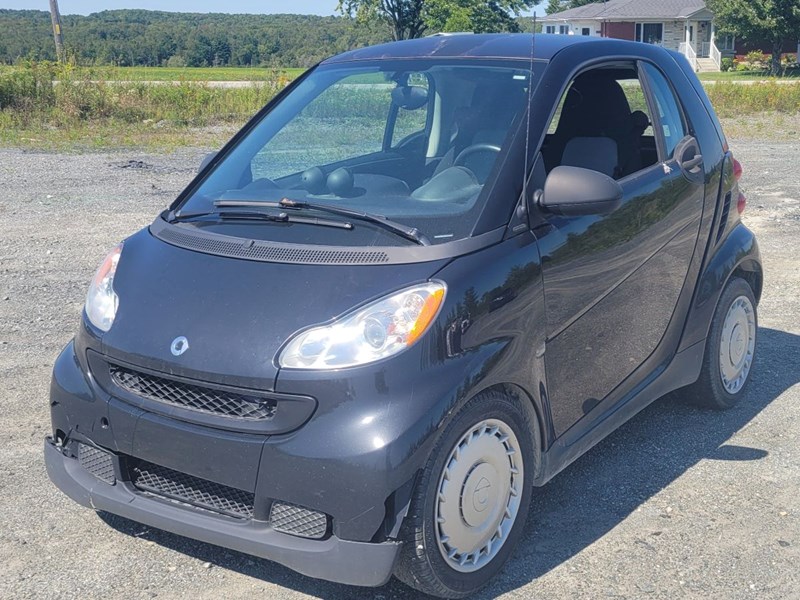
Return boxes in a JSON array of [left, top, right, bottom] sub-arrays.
[[537, 162, 703, 437]]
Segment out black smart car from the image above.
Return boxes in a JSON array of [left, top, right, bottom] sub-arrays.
[[45, 34, 762, 598]]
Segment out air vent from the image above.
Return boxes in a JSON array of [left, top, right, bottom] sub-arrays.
[[270, 502, 328, 539], [155, 223, 390, 265], [78, 443, 116, 484], [716, 191, 732, 243], [132, 460, 255, 519], [110, 364, 277, 421]]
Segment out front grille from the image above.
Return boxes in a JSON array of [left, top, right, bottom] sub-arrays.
[[110, 365, 276, 421], [132, 460, 254, 519], [78, 443, 116, 484], [270, 502, 328, 539]]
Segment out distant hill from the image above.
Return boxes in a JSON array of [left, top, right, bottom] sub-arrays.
[[0, 9, 390, 67]]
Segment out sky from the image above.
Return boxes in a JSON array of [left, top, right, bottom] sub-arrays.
[[0, 0, 541, 16]]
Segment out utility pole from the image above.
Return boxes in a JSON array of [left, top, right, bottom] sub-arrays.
[[49, 0, 65, 62]]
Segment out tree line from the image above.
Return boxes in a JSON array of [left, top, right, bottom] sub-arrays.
[[0, 3, 540, 68], [0, 9, 390, 68]]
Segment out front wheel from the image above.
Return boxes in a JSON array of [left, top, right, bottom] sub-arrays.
[[685, 277, 758, 409], [394, 390, 537, 598]]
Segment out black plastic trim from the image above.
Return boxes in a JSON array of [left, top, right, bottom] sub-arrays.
[[88, 350, 317, 435], [150, 216, 505, 265], [44, 438, 400, 587]]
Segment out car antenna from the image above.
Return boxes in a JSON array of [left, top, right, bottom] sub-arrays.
[[522, 12, 537, 215]]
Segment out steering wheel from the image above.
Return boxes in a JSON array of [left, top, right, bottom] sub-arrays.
[[454, 143, 501, 167]]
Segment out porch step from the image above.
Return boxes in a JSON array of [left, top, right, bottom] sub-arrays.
[[696, 58, 720, 73]]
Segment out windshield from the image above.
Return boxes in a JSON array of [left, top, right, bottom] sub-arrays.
[[176, 59, 540, 246]]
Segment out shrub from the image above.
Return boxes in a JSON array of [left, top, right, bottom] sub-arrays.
[[744, 51, 768, 71], [721, 57, 734, 72], [0, 62, 285, 129]]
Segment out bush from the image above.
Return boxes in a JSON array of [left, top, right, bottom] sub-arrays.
[[721, 57, 734, 72], [0, 62, 285, 129], [744, 51, 768, 71]]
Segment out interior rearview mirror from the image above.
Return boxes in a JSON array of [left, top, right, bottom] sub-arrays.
[[391, 85, 428, 110], [539, 165, 623, 216]]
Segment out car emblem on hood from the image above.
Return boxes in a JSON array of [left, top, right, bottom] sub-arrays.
[[170, 336, 189, 356]]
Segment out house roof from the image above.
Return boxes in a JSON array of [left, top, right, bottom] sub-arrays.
[[541, 0, 709, 22]]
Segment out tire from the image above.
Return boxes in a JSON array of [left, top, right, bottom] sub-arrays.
[[685, 277, 758, 410], [394, 389, 538, 599]]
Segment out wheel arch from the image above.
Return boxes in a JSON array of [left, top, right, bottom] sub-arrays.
[[730, 257, 763, 305]]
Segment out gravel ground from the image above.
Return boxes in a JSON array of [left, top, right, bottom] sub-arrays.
[[0, 140, 798, 600]]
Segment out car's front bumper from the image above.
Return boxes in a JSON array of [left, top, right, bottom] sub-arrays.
[[44, 436, 400, 586]]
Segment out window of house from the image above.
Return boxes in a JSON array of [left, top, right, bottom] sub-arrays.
[[635, 23, 664, 45], [717, 34, 735, 51], [582, 28, 591, 36], [559, 25, 570, 35], [546, 25, 555, 34]]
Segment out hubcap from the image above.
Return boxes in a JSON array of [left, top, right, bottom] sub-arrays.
[[719, 295, 756, 394], [435, 419, 523, 573]]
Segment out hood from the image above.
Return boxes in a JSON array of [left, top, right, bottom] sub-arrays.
[[100, 228, 448, 390]]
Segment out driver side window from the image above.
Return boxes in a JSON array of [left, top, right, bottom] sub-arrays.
[[542, 64, 658, 180]]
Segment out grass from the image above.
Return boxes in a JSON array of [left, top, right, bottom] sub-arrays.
[[2, 61, 800, 150], [698, 68, 800, 81], [704, 81, 800, 117], [0, 64, 306, 82], [0, 62, 288, 150]]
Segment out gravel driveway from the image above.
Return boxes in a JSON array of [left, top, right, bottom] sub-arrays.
[[0, 140, 798, 599]]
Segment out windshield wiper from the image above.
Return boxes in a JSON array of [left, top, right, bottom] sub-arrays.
[[214, 199, 431, 246], [168, 207, 353, 230]]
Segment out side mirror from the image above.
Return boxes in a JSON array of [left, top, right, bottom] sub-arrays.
[[539, 166, 623, 216], [198, 151, 218, 174]]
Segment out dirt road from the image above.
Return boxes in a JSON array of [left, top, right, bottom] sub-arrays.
[[0, 141, 797, 599]]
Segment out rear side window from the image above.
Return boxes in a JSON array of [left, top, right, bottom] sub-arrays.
[[642, 63, 686, 159]]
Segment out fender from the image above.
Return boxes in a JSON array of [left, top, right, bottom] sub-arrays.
[[678, 222, 762, 352]]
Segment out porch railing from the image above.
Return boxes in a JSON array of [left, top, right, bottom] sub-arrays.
[[679, 41, 697, 71], [710, 41, 722, 70]]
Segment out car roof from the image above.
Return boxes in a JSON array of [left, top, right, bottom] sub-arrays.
[[322, 33, 641, 64]]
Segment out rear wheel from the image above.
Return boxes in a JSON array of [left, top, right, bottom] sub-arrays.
[[686, 277, 757, 409], [394, 390, 537, 598]]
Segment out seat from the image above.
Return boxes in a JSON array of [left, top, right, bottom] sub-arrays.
[[545, 71, 648, 179], [429, 84, 525, 181], [561, 137, 618, 177]]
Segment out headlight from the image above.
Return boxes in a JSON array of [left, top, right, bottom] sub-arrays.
[[85, 243, 123, 332], [279, 281, 446, 369]]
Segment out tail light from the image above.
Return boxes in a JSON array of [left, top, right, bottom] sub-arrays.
[[732, 157, 743, 181], [737, 192, 747, 214]]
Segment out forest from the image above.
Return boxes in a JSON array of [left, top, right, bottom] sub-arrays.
[[0, 9, 391, 68]]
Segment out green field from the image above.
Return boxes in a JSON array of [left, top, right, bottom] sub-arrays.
[[2, 62, 800, 150], [96, 66, 306, 81], [698, 69, 800, 81], [0, 65, 306, 82]]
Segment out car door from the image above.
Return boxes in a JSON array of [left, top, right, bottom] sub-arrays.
[[534, 61, 705, 437]]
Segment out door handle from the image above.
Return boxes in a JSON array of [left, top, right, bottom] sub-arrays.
[[681, 153, 703, 171]]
